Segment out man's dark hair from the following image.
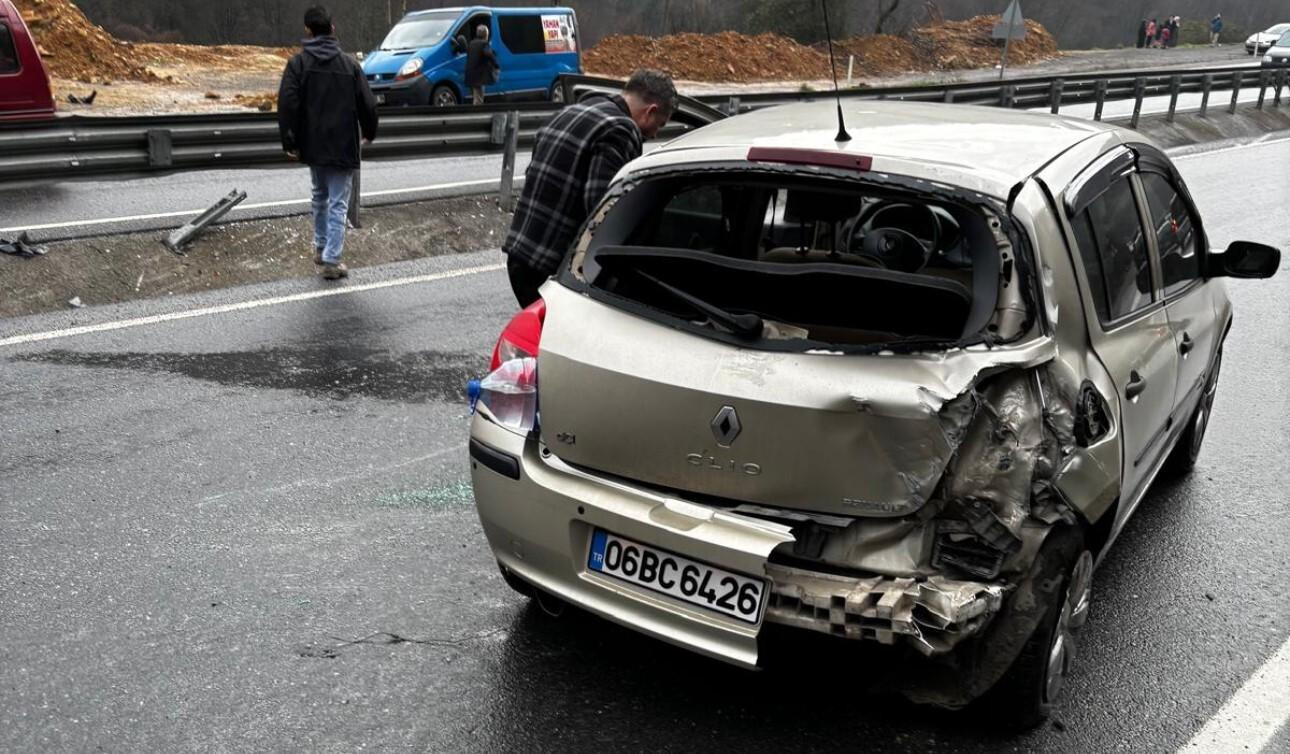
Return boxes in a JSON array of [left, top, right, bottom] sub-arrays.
[[304, 6, 333, 37], [624, 69, 678, 117]]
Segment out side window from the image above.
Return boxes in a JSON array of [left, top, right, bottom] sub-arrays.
[[1139, 172, 1201, 296], [1071, 177, 1155, 325], [0, 23, 20, 74], [498, 16, 546, 55], [457, 14, 491, 49], [638, 185, 725, 251]]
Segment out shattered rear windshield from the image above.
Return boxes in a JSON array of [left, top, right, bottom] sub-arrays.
[[573, 172, 1023, 351]]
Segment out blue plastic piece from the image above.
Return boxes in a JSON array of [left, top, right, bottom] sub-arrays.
[[466, 379, 482, 413]]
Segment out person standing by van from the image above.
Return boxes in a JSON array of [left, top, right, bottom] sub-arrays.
[[278, 5, 379, 280], [465, 24, 498, 105]]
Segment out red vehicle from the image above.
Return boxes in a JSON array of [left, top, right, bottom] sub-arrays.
[[0, 0, 55, 121]]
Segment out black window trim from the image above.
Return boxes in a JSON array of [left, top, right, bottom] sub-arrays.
[[1065, 148, 1164, 333], [0, 21, 22, 77], [496, 13, 546, 56]]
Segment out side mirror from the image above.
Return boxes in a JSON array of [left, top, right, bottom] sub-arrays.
[[1211, 241, 1281, 279]]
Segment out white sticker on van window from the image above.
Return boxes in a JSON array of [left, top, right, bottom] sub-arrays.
[[541, 14, 575, 53]]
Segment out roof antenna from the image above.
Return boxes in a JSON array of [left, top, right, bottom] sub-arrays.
[[821, 0, 851, 143]]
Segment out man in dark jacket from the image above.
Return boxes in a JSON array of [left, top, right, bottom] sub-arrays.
[[502, 69, 677, 307], [465, 24, 498, 105], [278, 6, 378, 280]]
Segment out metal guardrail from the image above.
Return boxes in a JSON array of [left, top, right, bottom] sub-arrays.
[[1, 64, 1287, 184]]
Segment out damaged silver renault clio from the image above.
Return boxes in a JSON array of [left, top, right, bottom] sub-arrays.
[[467, 100, 1280, 727]]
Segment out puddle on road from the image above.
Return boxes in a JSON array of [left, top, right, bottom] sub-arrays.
[[14, 346, 488, 403]]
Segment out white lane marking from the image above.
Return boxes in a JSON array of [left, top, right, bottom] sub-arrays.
[[1179, 634, 1290, 754], [0, 262, 504, 348], [0, 178, 501, 234]]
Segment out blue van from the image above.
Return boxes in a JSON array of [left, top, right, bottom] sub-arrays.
[[362, 6, 581, 107]]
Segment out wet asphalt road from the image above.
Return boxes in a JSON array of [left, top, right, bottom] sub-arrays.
[[2, 139, 1289, 752]]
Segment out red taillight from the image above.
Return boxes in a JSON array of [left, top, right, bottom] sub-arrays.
[[747, 146, 873, 172], [490, 298, 546, 371]]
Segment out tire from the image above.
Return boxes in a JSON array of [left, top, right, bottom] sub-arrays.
[[431, 84, 459, 108], [976, 529, 1093, 730], [550, 81, 567, 104], [1165, 347, 1222, 477]]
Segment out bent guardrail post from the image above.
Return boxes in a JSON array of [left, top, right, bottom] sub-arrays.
[[1093, 79, 1108, 121], [498, 111, 520, 213], [164, 189, 247, 253], [1275, 70, 1286, 107], [1130, 78, 1146, 129], [1199, 74, 1213, 117], [1229, 71, 1242, 114]]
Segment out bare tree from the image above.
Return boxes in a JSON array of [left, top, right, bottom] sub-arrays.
[[875, 0, 903, 34]]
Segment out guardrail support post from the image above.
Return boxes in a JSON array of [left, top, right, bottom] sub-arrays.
[[1130, 78, 1146, 129], [347, 168, 362, 229], [1049, 79, 1064, 114], [726, 96, 741, 116], [1229, 71, 1243, 114], [1257, 70, 1270, 110], [1166, 75, 1181, 122], [1093, 79, 1108, 121], [146, 129, 173, 168], [1000, 85, 1016, 109], [498, 111, 520, 212], [1275, 70, 1286, 106], [1199, 74, 1213, 117], [943, 89, 955, 104]]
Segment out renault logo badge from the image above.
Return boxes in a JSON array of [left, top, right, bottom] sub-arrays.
[[711, 406, 741, 447]]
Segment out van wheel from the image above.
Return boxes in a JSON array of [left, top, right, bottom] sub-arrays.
[[432, 85, 459, 107], [977, 531, 1092, 730], [1166, 348, 1222, 477], [550, 82, 567, 104]]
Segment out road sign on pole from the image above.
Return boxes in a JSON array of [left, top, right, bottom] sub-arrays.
[[993, 0, 1027, 80]]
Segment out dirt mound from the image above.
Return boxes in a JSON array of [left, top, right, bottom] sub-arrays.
[[585, 32, 830, 83], [17, 0, 157, 83], [586, 16, 1059, 83], [137, 43, 293, 72], [911, 15, 1057, 70]]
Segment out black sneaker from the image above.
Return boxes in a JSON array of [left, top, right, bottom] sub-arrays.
[[314, 249, 324, 265], [321, 262, 349, 280]]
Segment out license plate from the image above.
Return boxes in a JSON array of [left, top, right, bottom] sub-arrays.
[[587, 529, 765, 624]]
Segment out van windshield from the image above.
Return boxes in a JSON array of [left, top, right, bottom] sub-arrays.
[[380, 12, 457, 51]]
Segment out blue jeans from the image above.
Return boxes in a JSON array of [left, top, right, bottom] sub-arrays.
[[310, 165, 353, 265]]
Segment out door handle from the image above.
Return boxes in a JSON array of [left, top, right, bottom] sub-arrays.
[[1126, 370, 1147, 401], [1179, 332, 1195, 356]]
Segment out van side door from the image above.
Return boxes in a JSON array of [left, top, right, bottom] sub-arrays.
[[495, 13, 552, 95], [1063, 148, 1179, 510]]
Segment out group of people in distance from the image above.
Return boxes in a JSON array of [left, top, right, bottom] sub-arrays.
[[1137, 16, 1183, 49]]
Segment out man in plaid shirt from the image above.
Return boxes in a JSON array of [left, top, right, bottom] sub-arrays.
[[503, 69, 678, 307]]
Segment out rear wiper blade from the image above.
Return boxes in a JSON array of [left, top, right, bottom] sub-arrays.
[[634, 270, 763, 339]]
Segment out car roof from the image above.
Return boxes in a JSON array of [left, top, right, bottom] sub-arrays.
[[630, 99, 1127, 199]]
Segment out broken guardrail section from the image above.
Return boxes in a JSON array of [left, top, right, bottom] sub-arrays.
[[164, 189, 247, 253]]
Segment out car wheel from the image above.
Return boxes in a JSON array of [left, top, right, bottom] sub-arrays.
[[1165, 347, 1222, 477], [432, 84, 459, 108], [550, 81, 567, 104], [977, 530, 1093, 730]]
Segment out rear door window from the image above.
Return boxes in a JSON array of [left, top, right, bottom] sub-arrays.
[[1139, 171, 1201, 297], [1070, 177, 1156, 324], [0, 23, 20, 74], [498, 15, 545, 54]]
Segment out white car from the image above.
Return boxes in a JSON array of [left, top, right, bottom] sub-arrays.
[[1262, 31, 1290, 68], [1246, 23, 1290, 54]]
